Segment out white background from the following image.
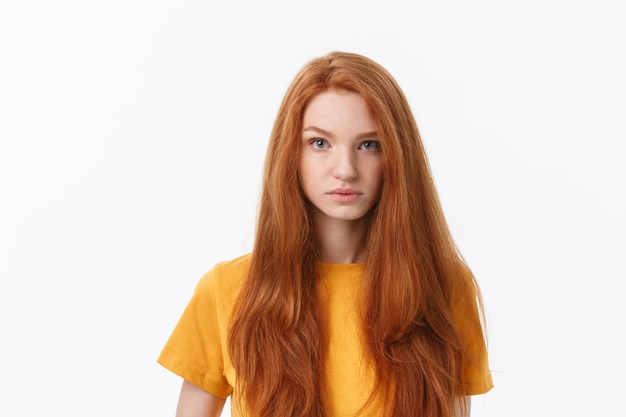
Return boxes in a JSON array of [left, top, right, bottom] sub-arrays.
[[1, 1, 624, 415]]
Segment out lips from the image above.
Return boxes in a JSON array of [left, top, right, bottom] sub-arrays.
[[327, 188, 362, 203]]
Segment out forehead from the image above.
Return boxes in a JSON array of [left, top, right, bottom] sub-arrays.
[[302, 89, 376, 133]]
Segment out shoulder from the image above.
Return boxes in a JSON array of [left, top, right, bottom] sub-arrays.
[[448, 262, 485, 348], [195, 253, 251, 303], [212, 253, 252, 279], [449, 262, 478, 306]]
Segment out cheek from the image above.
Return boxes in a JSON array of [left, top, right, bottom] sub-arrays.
[[297, 159, 308, 183], [371, 162, 384, 193], [297, 159, 316, 194]]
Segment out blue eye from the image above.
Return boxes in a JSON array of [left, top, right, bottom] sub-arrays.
[[312, 139, 328, 149], [360, 140, 380, 151]]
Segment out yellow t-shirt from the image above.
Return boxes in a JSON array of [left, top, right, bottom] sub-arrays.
[[158, 254, 493, 416]]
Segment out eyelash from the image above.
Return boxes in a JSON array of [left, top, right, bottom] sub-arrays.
[[359, 140, 380, 151], [309, 139, 380, 151], [312, 139, 328, 149]]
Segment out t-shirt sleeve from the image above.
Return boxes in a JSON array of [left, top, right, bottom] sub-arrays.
[[157, 267, 233, 398], [452, 267, 494, 396]]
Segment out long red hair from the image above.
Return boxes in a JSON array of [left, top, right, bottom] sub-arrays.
[[228, 51, 486, 417]]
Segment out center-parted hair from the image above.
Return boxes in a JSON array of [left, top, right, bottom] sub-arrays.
[[228, 51, 486, 417]]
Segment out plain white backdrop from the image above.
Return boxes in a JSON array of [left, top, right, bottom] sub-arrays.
[[1, 1, 624, 415]]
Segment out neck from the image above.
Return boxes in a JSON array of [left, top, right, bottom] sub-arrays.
[[313, 213, 369, 264]]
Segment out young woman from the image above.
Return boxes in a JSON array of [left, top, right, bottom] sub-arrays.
[[158, 51, 493, 417]]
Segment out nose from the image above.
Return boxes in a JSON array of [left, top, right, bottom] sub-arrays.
[[332, 149, 358, 180]]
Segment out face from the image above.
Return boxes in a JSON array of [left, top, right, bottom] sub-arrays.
[[299, 88, 383, 226]]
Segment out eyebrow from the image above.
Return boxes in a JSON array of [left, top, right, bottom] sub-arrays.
[[302, 126, 379, 140]]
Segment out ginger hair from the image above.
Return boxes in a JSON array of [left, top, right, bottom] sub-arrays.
[[228, 51, 486, 417]]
